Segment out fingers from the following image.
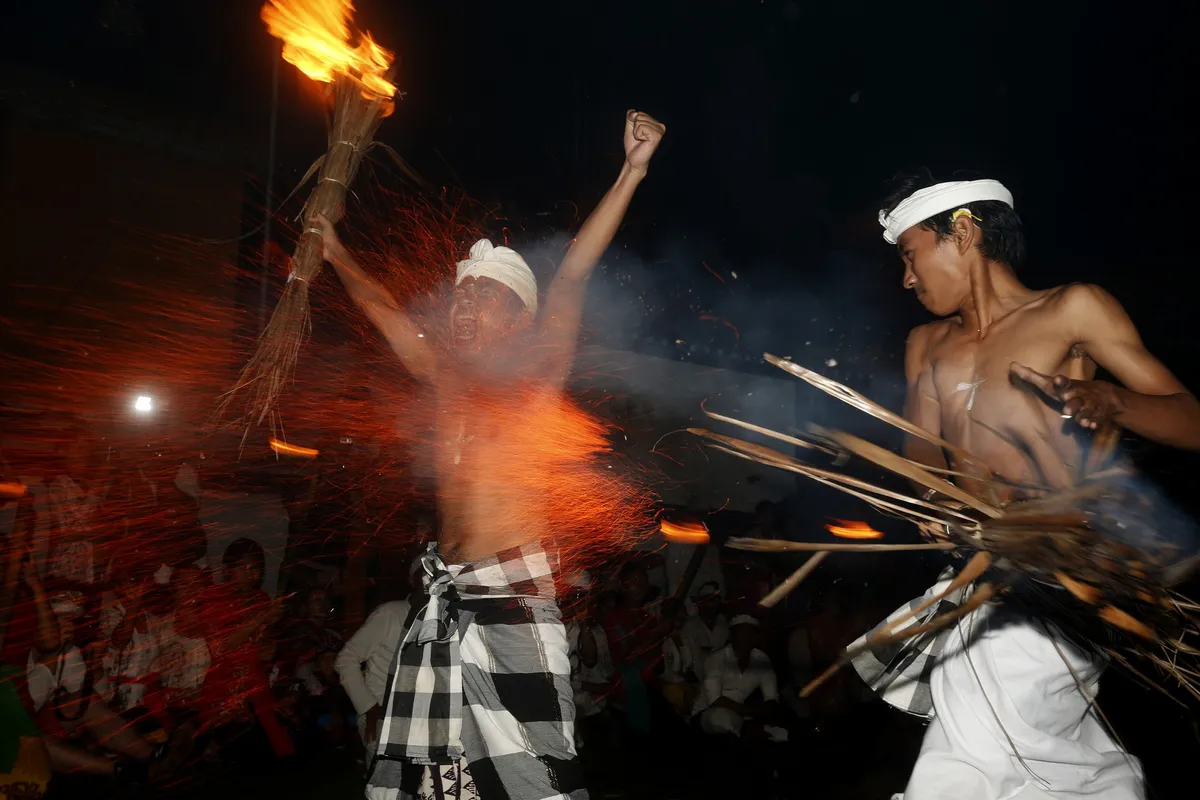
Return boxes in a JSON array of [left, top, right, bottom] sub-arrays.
[[1043, 381, 1107, 429], [1010, 362, 1072, 399], [626, 110, 666, 140]]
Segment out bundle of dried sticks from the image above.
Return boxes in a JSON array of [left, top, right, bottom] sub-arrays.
[[691, 353, 1200, 703], [220, 0, 399, 435]]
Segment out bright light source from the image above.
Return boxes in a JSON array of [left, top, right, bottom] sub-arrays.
[[134, 395, 153, 413]]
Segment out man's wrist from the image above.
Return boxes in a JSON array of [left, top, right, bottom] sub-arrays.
[[1109, 383, 1131, 420], [618, 161, 647, 185]]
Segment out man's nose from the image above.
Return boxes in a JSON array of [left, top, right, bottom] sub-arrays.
[[903, 268, 917, 289]]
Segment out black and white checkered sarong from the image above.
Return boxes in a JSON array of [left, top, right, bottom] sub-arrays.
[[368, 541, 585, 800], [850, 567, 965, 718]]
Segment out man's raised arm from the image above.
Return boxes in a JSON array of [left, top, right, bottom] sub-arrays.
[[539, 111, 665, 387], [1011, 283, 1200, 450], [315, 215, 437, 380]]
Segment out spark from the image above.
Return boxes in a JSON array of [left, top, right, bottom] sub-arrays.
[[660, 518, 710, 545], [701, 261, 726, 284], [826, 519, 884, 540], [269, 438, 319, 458], [699, 315, 740, 341]]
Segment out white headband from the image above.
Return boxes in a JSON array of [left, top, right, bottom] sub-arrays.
[[455, 239, 538, 315], [879, 179, 1014, 245]]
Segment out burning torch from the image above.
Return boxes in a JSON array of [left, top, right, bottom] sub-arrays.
[[222, 0, 399, 431]]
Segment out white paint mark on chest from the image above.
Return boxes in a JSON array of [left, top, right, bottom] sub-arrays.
[[954, 378, 986, 411], [451, 419, 473, 466]]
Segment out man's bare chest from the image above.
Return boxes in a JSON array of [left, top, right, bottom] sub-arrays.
[[927, 317, 1079, 419]]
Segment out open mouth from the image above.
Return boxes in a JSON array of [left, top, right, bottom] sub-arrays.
[[454, 318, 478, 343]]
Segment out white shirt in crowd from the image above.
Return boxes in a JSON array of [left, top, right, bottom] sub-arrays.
[[571, 622, 614, 720], [335, 599, 411, 716], [681, 614, 729, 681], [693, 644, 779, 716], [38, 475, 103, 585], [157, 617, 211, 693], [661, 636, 694, 684], [96, 597, 163, 711], [26, 645, 87, 713]]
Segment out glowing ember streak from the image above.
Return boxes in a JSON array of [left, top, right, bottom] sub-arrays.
[[261, 0, 397, 99], [269, 438, 320, 458], [0, 482, 28, 498], [661, 519, 710, 545], [826, 519, 884, 540], [698, 314, 740, 341]]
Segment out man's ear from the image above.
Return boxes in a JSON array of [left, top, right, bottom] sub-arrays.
[[951, 214, 980, 256]]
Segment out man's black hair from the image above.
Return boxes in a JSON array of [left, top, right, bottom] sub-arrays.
[[882, 169, 1027, 269], [222, 537, 266, 574]]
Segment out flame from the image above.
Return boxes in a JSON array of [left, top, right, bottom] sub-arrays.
[[270, 438, 319, 458], [0, 482, 27, 499], [261, 0, 396, 99], [661, 519, 710, 545], [826, 519, 884, 540]]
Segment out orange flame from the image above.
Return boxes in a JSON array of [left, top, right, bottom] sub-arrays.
[[261, 0, 396, 99], [660, 519, 710, 545], [826, 519, 884, 540], [269, 438, 319, 458], [0, 482, 27, 499]]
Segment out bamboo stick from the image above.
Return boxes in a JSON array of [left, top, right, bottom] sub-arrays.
[[727, 538, 956, 553], [759, 551, 828, 608]]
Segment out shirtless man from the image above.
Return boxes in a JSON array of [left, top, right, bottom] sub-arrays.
[[870, 173, 1200, 799], [317, 110, 664, 800]]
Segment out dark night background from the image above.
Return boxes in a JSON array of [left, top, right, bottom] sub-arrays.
[[2, 1, 1194, 394], [2, 0, 1197, 797]]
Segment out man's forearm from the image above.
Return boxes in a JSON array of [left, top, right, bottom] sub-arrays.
[[1115, 389, 1200, 450], [330, 251, 400, 312], [555, 163, 645, 284]]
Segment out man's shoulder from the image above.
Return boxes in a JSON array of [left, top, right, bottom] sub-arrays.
[[1049, 282, 1119, 314], [749, 648, 773, 666], [905, 320, 953, 356], [1033, 283, 1127, 335]]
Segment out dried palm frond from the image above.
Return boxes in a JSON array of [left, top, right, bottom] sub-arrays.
[[694, 354, 1200, 702]]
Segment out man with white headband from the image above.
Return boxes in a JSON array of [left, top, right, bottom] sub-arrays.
[[857, 172, 1200, 799], [315, 110, 664, 800]]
